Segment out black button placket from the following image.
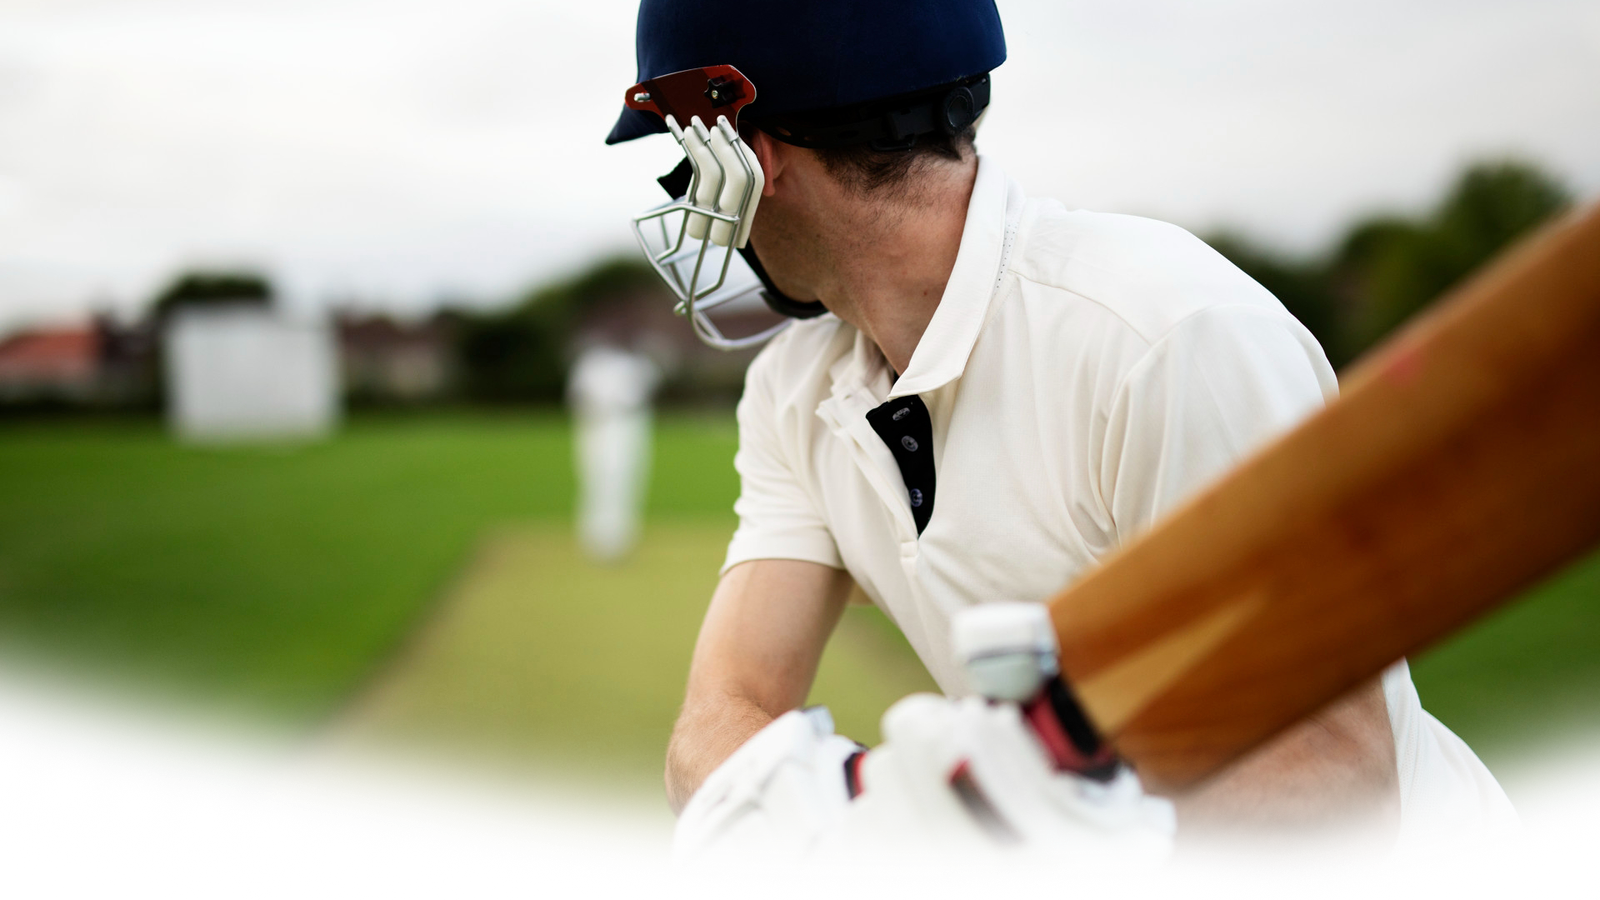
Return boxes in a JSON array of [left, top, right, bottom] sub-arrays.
[[865, 395, 937, 535]]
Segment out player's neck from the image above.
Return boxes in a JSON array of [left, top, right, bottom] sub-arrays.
[[820, 160, 977, 375]]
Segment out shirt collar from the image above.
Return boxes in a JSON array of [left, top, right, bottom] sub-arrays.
[[886, 155, 1019, 400]]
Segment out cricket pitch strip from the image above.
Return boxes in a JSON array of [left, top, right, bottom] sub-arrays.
[[330, 522, 934, 790]]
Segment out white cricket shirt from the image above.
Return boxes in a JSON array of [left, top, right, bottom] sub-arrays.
[[724, 157, 1513, 832]]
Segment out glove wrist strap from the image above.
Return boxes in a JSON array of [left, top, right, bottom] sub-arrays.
[[1023, 676, 1120, 782], [843, 749, 868, 799]]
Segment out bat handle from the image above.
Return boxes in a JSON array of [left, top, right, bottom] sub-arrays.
[[953, 603, 1121, 782], [1022, 676, 1121, 781], [844, 690, 1119, 803], [839, 606, 1122, 802]]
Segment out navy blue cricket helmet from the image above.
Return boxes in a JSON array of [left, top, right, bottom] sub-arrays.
[[606, 0, 1007, 147], [611, 0, 1006, 339]]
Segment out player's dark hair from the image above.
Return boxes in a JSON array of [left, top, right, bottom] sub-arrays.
[[813, 126, 977, 196], [743, 74, 987, 197]]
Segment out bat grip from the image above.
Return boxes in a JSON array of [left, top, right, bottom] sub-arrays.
[[1022, 675, 1120, 782], [843, 676, 1120, 801]]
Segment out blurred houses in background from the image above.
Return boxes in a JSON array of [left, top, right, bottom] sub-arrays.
[[0, 324, 100, 403], [0, 254, 770, 422], [0, 158, 1574, 425], [337, 314, 456, 406], [0, 316, 160, 411]]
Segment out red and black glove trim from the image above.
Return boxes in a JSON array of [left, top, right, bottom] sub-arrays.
[[1022, 675, 1121, 782], [947, 759, 1023, 845], [843, 748, 868, 799]]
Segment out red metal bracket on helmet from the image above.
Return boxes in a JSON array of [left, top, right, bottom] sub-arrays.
[[624, 65, 757, 130]]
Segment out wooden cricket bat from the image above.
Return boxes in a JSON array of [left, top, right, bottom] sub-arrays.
[[1047, 201, 1600, 792]]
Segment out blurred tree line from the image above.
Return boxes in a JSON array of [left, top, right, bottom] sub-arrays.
[[0, 158, 1575, 419], [150, 272, 274, 319], [455, 157, 1572, 399], [446, 257, 666, 404], [1208, 159, 1572, 369]]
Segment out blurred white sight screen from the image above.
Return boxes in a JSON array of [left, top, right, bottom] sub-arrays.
[[165, 308, 339, 441]]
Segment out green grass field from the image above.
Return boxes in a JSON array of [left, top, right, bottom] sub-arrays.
[[0, 414, 583, 721], [0, 414, 1595, 786], [0, 413, 936, 782]]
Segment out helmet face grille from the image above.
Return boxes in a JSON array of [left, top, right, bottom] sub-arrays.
[[633, 201, 786, 351], [630, 114, 794, 351], [623, 70, 831, 350]]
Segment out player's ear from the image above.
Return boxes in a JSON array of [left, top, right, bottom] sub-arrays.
[[746, 129, 782, 198]]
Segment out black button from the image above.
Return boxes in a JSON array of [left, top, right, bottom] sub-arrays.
[[865, 394, 936, 535]]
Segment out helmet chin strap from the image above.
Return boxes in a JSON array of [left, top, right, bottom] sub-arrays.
[[737, 246, 829, 320], [656, 156, 828, 322]]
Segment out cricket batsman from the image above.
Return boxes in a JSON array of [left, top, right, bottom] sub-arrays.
[[603, 0, 1515, 857]]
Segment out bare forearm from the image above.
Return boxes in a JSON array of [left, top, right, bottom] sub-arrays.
[[1172, 678, 1399, 840], [1164, 749, 1401, 871], [665, 691, 779, 814], [667, 560, 853, 814]]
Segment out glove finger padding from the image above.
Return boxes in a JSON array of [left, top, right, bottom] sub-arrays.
[[954, 698, 1175, 855], [822, 694, 1175, 863], [844, 688, 1004, 871], [673, 708, 861, 864]]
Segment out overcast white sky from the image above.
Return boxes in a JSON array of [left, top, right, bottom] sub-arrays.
[[1, 0, 1597, 333]]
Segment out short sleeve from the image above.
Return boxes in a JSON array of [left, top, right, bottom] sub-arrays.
[[721, 357, 844, 574], [1098, 305, 1339, 543]]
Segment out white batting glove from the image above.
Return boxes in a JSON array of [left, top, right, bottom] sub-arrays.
[[673, 707, 862, 864], [819, 693, 1176, 863]]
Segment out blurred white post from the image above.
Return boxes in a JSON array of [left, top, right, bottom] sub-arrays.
[[567, 345, 661, 563], [164, 307, 340, 442]]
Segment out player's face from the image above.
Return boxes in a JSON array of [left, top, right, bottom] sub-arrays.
[[745, 209, 820, 305], [738, 136, 838, 310]]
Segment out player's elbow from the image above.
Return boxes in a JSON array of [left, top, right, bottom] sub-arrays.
[[1337, 739, 1401, 864], [1318, 684, 1402, 834], [1356, 746, 1408, 864], [1299, 708, 1400, 835], [1282, 715, 1401, 838], [664, 724, 696, 815]]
